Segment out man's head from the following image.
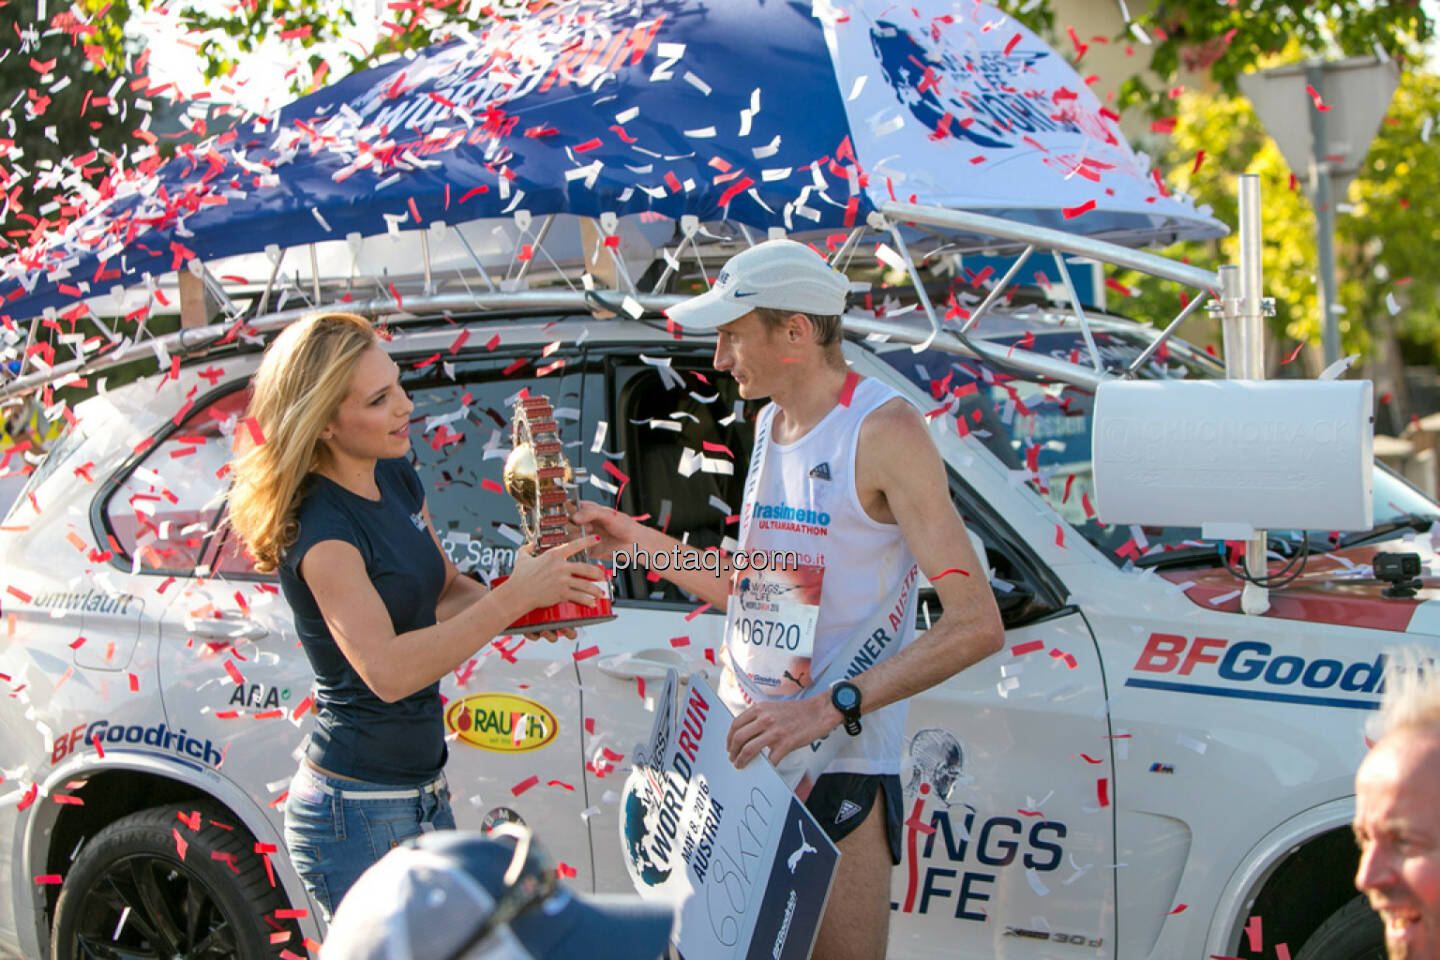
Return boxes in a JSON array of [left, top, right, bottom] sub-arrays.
[[665, 239, 849, 398], [1355, 649, 1440, 960]]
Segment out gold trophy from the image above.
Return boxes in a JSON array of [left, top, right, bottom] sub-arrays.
[[497, 394, 616, 630]]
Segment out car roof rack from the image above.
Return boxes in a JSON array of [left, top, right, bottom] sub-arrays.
[[0, 198, 1227, 415]]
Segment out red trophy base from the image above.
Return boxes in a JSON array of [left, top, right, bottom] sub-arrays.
[[491, 576, 617, 631]]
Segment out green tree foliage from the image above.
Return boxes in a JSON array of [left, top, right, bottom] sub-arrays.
[[1114, 1, 1432, 115], [1116, 70, 1440, 379]]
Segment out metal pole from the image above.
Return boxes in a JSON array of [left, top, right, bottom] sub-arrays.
[[1235, 174, 1270, 615], [1308, 64, 1342, 367]]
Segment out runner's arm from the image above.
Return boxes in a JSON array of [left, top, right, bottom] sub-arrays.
[[569, 502, 734, 609], [838, 401, 1004, 715]]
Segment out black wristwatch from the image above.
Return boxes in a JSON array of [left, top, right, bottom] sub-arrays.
[[830, 680, 863, 736]]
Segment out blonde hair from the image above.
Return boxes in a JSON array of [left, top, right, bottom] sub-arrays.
[[227, 312, 378, 573], [1370, 646, 1440, 742]]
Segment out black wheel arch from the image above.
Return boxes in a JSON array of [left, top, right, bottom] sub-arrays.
[[34, 768, 299, 957], [1234, 827, 1362, 959]]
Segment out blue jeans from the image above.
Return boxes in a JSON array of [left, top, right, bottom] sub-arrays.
[[283, 763, 456, 921]]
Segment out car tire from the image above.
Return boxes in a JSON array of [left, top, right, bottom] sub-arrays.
[[1296, 894, 1386, 960], [50, 802, 293, 960]]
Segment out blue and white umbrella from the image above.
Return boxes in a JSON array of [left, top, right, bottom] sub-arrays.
[[0, 0, 1223, 318]]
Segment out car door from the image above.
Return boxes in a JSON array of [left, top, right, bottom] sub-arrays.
[[396, 335, 596, 881], [572, 343, 759, 893], [889, 477, 1116, 959]]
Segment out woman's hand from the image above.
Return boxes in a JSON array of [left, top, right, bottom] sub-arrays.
[[500, 535, 607, 619]]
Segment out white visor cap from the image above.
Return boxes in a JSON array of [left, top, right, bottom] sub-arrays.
[[664, 239, 850, 331]]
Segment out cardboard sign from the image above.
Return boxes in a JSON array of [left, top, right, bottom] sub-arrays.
[[620, 673, 839, 960]]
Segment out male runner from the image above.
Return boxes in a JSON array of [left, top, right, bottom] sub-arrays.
[[574, 239, 1003, 959]]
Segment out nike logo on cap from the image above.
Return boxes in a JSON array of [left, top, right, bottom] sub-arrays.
[[733, 290, 759, 297]]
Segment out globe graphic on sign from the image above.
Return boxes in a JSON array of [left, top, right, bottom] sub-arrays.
[[623, 786, 672, 887]]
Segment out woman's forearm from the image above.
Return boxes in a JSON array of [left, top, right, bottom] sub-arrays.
[[435, 570, 490, 622]]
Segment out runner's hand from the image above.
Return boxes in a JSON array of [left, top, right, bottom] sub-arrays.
[[569, 501, 638, 561], [727, 696, 842, 770], [502, 537, 606, 615], [522, 627, 578, 644]]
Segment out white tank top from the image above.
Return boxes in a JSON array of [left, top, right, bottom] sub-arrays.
[[720, 374, 921, 776]]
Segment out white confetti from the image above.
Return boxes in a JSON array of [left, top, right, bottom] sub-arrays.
[[1386, 292, 1401, 316], [682, 71, 711, 96], [1176, 733, 1207, 755], [1319, 354, 1360, 381], [847, 75, 867, 101], [1025, 868, 1050, 897], [590, 420, 609, 454]]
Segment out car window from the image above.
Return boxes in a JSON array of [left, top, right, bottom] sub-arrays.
[[406, 348, 596, 580], [203, 344, 599, 581], [102, 388, 248, 575], [883, 328, 1440, 565], [594, 348, 763, 604]]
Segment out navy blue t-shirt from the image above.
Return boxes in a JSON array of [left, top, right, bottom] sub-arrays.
[[279, 458, 448, 784]]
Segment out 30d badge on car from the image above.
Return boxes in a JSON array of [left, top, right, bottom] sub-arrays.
[[444, 692, 558, 753]]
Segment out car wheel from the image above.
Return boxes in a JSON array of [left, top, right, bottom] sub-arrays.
[[1296, 894, 1386, 960], [51, 803, 292, 960]]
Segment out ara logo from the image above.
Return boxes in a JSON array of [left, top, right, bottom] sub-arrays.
[[410, 512, 426, 532], [868, 20, 1084, 151], [808, 462, 832, 481], [835, 799, 862, 824]]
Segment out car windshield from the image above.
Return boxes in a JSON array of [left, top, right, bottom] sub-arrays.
[[881, 325, 1440, 567]]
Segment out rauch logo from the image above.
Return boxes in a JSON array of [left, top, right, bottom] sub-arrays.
[[444, 693, 558, 753]]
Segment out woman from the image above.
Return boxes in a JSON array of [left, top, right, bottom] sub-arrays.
[[227, 312, 603, 919]]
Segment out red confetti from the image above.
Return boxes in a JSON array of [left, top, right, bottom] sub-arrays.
[[511, 775, 539, 796], [1169, 903, 1188, 914], [837, 370, 859, 407], [1192, 150, 1206, 174], [33, 874, 62, 885], [1003, 33, 1021, 56], [173, 828, 189, 861], [930, 568, 969, 579], [1244, 916, 1263, 952], [1011, 640, 1045, 657], [1062, 199, 1096, 219], [1071, 753, 1104, 764], [573, 645, 600, 661], [481, 478, 505, 494], [557, 862, 578, 879], [242, 417, 265, 447], [684, 603, 711, 622], [128, 673, 140, 692], [223, 660, 245, 686], [6, 586, 32, 603], [1055, 523, 1066, 548], [1280, 342, 1304, 365], [1096, 778, 1109, 807], [1305, 84, 1332, 112]]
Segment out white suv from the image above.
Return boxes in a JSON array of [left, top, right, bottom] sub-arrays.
[[0, 297, 1434, 960]]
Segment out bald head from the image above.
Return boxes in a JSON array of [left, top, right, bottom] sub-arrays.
[[1355, 727, 1440, 960]]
